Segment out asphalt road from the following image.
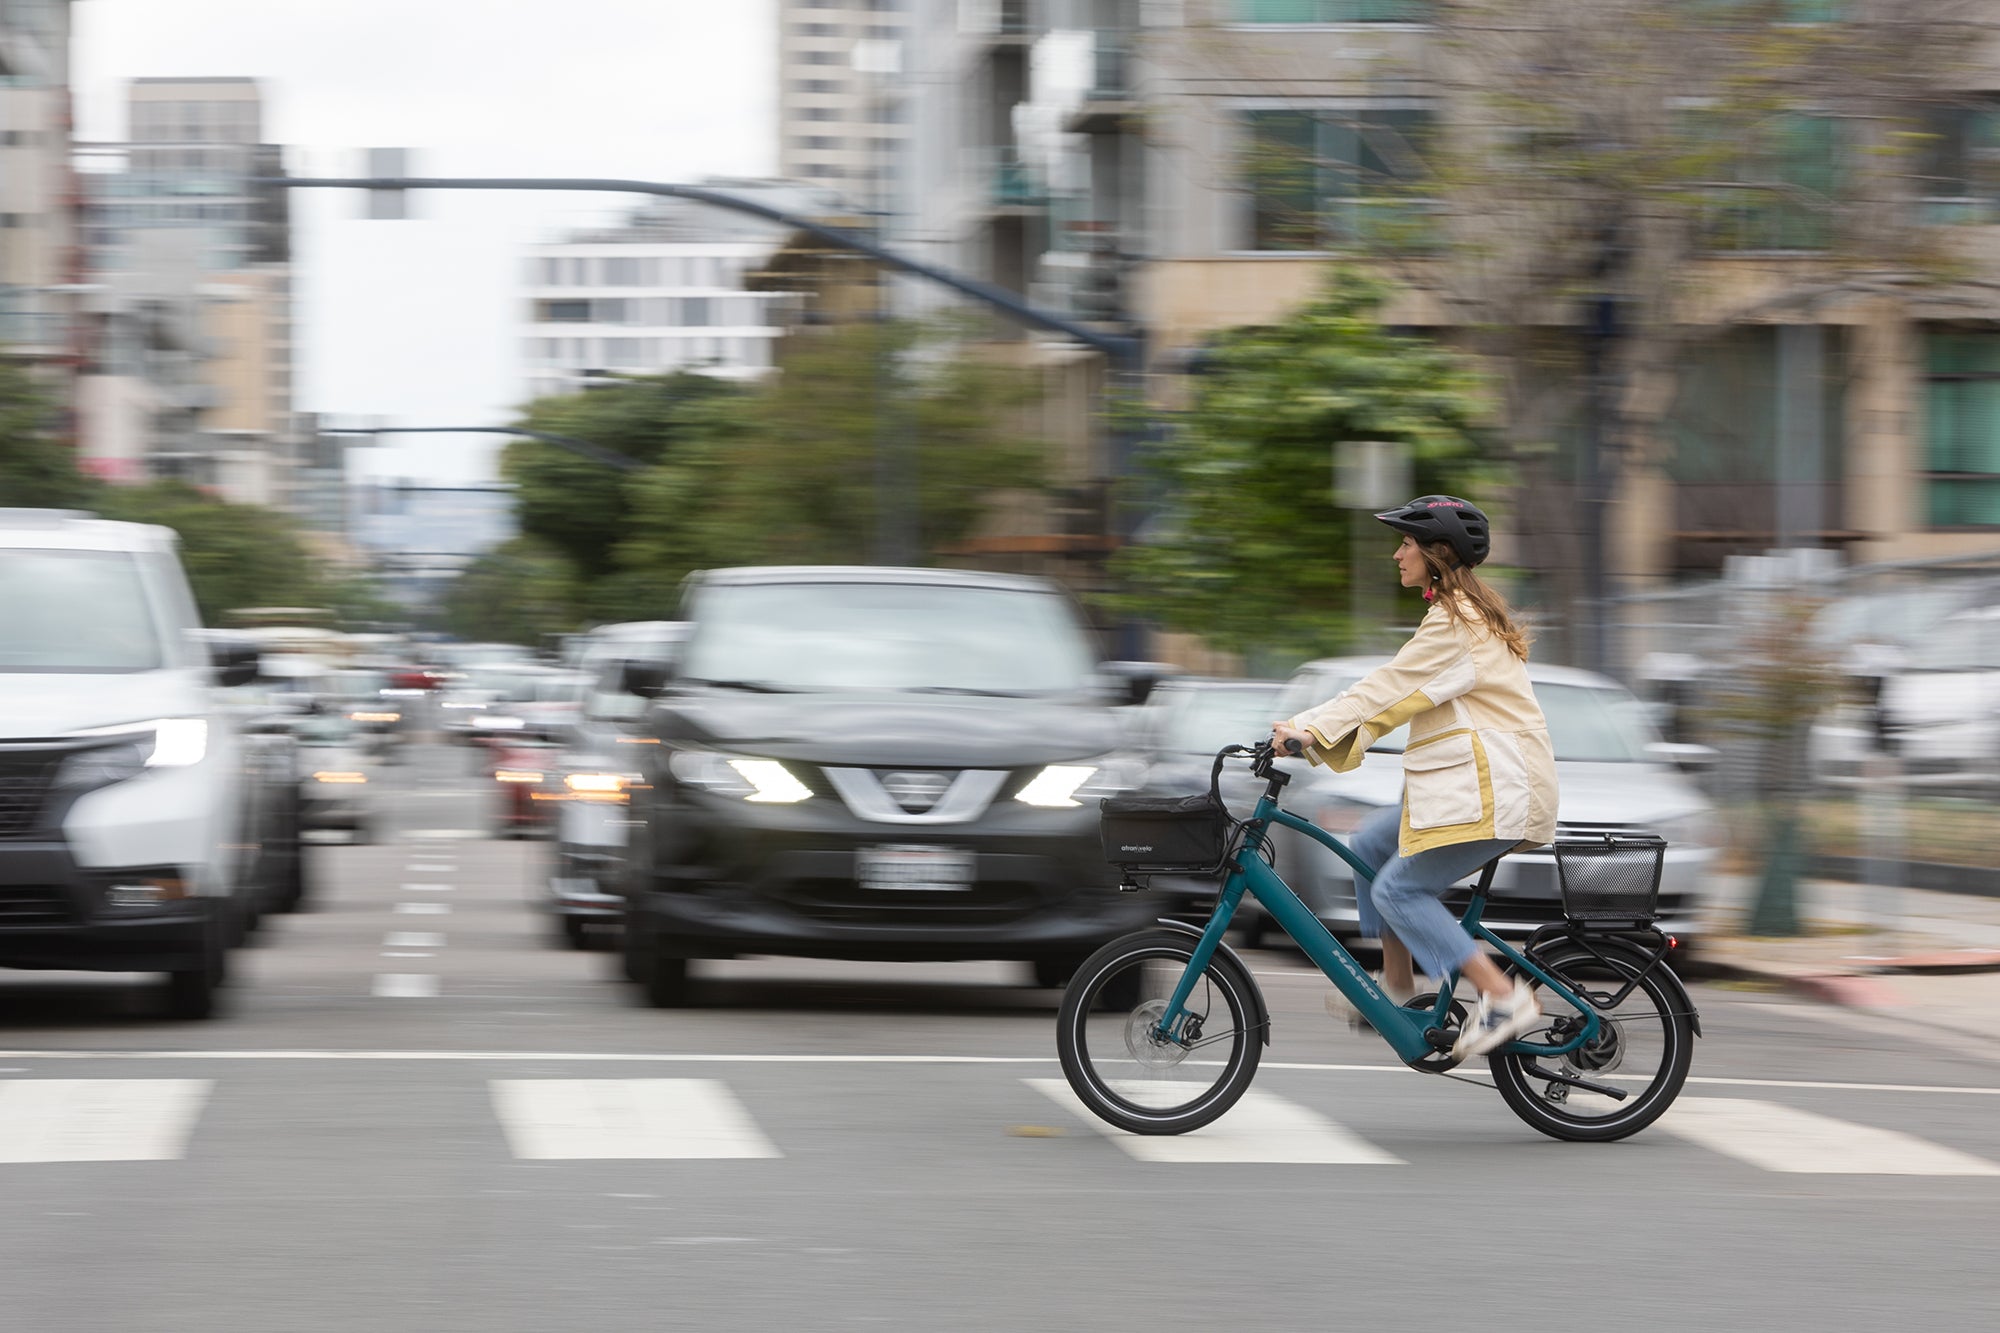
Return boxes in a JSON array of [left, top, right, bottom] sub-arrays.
[[0, 741, 1995, 1331]]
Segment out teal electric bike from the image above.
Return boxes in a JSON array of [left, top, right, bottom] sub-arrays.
[[1059, 739, 1700, 1142]]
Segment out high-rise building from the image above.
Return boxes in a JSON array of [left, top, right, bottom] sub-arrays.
[[777, 0, 911, 207], [76, 77, 298, 506], [0, 0, 80, 371]]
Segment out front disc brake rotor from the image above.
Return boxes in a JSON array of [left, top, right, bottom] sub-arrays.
[[1123, 998, 1189, 1069]]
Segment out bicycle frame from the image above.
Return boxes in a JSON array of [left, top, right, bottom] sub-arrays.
[[1152, 777, 1602, 1067]]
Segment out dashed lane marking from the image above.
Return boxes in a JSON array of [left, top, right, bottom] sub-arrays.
[[491, 1079, 781, 1160], [0, 1079, 211, 1163], [395, 903, 450, 915], [385, 932, 445, 950], [371, 975, 441, 999], [399, 883, 452, 893], [1025, 1078, 1403, 1164]]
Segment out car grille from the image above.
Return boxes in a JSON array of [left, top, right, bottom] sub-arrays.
[[0, 884, 73, 925], [0, 750, 62, 837]]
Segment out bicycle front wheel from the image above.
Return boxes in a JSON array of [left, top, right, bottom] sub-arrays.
[[1489, 937, 1694, 1142], [1056, 929, 1262, 1136]]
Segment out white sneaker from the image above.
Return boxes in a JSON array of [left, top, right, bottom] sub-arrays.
[[1326, 972, 1428, 1031], [1452, 980, 1542, 1060]]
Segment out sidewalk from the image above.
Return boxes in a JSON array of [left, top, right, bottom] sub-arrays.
[[1692, 873, 2000, 1009]]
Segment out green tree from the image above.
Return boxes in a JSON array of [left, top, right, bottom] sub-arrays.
[[501, 326, 1053, 617], [92, 481, 328, 623], [503, 372, 750, 584], [435, 536, 582, 646], [0, 361, 91, 508], [1108, 268, 1495, 661]]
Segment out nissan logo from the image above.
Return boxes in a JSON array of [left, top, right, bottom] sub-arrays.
[[881, 771, 952, 811]]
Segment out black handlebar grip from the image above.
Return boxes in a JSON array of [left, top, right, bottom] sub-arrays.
[[1282, 737, 1304, 756]]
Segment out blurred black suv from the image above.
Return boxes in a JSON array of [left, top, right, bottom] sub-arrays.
[[616, 566, 1163, 1005]]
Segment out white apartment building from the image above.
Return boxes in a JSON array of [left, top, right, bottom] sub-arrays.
[[520, 184, 835, 400]]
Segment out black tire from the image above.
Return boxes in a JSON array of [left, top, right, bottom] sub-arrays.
[[561, 916, 590, 950], [1489, 937, 1695, 1143], [1056, 929, 1262, 1136], [274, 803, 311, 913], [643, 951, 692, 1008], [162, 921, 225, 1021]]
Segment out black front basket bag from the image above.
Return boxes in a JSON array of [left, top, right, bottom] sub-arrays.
[[1099, 791, 1231, 875]]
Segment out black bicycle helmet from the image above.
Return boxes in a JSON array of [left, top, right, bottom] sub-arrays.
[[1374, 494, 1491, 568]]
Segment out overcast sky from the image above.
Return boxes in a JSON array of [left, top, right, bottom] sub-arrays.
[[72, 0, 778, 483]]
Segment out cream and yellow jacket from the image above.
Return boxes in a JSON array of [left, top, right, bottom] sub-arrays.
[[1285, 597, 1559, 858]]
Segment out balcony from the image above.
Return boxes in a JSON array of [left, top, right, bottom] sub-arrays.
[[978, 148, 1048, 217], [971, 0, 1038, 46], [1065, 33, 1138, 134]]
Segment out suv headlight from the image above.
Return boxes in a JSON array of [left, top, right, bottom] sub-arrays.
[[58, 718, 209, 788], [1015, 753, 1147, 809], [667, 748, 813, 804]]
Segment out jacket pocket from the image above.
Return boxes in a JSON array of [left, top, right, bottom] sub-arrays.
[[1402, 733, 1485, 831]]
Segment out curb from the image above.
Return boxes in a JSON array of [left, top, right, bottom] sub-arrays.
[[1682, 944, 2000, 1006]]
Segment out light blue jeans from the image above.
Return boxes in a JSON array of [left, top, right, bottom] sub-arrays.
[[1347, 802, 1517, 981]]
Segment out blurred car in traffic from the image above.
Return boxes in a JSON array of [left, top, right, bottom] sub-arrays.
[[289, 708, 376, 844], [487, 735, 564, 839], [1261, 657, 1719, 950], [615, 566, 1166, 1004], [1123, 676, 1287, 917], [545, 621, 687, 948], [1809, 603, 2000, 789], [0, 508, 302, 1018]]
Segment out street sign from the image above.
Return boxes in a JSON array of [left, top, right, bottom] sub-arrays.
[[1333, 439, 1409, 510]]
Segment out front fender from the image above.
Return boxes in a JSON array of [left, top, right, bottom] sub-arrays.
[[1152, 916, 1272, 1046]]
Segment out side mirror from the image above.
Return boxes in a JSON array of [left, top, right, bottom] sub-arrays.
[[621, 658, 673, 699], [1645, 742, 1718, 773], [209, 635, 261, 688], [1099, 660, 1180, 708]]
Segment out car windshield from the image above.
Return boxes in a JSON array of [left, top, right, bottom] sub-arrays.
[[0, 549, 164, 673], [293, 715, 356, 746], [1285, 672, 1654, 761], [684, 582, 1099, 694], [1154, 685, 1285, 754]]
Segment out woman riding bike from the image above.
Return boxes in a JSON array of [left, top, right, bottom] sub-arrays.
[[1272, 495, 1558, 1059]]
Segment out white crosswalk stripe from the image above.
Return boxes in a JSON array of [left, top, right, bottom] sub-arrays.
[[0, 1079, 211, 1163], [1660, 1097, 2000, 1176], [1024, 1078, 1405, 1164], [490, 1079, 782, 1160]]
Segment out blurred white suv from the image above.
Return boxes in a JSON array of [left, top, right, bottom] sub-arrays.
[[0, 509, 276, 1018]]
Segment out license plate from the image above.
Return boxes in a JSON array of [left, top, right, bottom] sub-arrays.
[[856, 845, 977, 892]]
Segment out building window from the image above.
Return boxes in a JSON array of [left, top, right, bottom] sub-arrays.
[[799, 136, 843, 151], [539, 299, 591, 323], [804, 107, 842, 121], [681, 298, 711, 327], [1241, 107, 1434, 251], [803, 163, 841, 178], [1924, 332, 2000, 527], [1914, 100, 2000, 224], [801, 50, 841, 65], [796, 79, 844, 94], [1235, 1, 1428, 19], [795, 22, 842, 35], [1696, 112, 1839, 252], [604, 256, 643, 285]]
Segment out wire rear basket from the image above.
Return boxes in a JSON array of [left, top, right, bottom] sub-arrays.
[[1552, 833, 1667, 924]]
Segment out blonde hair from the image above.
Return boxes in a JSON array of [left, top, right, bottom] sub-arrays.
[[1417, 543, 1531, 662]]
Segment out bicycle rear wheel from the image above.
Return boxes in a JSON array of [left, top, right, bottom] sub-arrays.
[[1489, 937, 1694, 1142], [1056, 929, 1262, 1136]]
